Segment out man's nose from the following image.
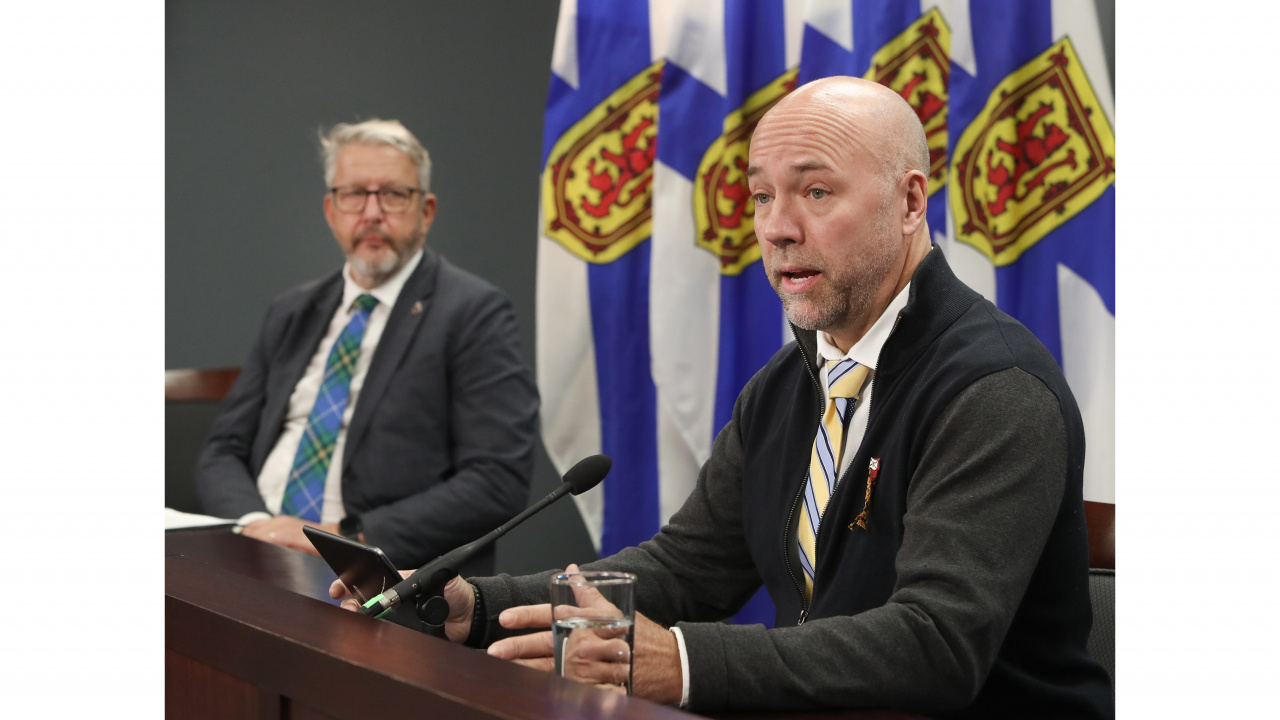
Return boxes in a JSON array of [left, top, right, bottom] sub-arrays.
[[754, 199, 798, 247], [361, 191, 386, 220]]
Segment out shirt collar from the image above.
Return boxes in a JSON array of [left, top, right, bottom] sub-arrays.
[[815, 282, 912, 369], [340, 248, 424, 313]]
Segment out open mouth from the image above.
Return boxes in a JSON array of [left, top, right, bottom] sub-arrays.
[[780, 268, 821, 293]]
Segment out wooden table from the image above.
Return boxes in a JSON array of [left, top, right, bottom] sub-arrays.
[[166, 529, 923, 720]]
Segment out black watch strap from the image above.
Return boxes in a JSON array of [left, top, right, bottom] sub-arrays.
[[338, 514, 363, 540], [465, 582, 486, 647]]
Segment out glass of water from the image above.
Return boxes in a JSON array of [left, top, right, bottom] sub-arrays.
[[550, 571, 636, 694]]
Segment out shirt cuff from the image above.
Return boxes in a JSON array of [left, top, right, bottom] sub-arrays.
[[669, 626, 690, 708], [236, 511, 271, 528]]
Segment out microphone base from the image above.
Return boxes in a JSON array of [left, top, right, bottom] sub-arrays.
[[414, 594, 449, 639], [404, 567, 458, 639]]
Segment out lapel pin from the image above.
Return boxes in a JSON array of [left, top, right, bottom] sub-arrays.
[[851, 457, 881, 531], [410, 301, 423, 315]]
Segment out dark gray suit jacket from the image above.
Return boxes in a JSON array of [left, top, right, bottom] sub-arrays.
[[195, 247, 538, 574]]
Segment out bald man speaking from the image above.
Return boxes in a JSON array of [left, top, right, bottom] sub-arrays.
[[337, 78, 1113, 717]]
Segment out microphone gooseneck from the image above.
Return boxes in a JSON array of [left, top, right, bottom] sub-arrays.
[[358, 454, 611, 623]]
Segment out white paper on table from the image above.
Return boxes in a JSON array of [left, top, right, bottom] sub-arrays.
[[165, 507, 239, 530]]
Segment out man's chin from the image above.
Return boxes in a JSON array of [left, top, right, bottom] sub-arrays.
[[780, 294, 845, 334], [349, 250, 403, 287], [780, 302, 825, 332]]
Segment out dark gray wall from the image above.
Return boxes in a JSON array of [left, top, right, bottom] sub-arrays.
[[1097, 0, 1114, 91], [167, 0, 597, 575], [167, 0, 1113, 576]]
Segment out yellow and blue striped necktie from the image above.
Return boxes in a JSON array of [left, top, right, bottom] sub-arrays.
[[798, 358, 870, 601]]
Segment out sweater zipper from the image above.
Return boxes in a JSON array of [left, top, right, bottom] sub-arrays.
[[786, 315, 904, 626], [785, 470, 810, 624]]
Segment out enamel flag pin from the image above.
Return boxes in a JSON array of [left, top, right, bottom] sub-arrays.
[[851, 458, 880, 531]]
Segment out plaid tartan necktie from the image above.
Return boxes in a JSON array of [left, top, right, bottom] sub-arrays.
[[281, 293, 379, 521], [798, 358, 870, 601]]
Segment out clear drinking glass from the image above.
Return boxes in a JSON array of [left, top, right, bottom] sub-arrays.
[[550, 571, 636, 695]]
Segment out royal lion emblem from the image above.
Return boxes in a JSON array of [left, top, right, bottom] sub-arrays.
[[694, 69, 798, 276], [543, 61, 663, 263], [949, 38, 1115, 266], [864, 8, 951, 195]]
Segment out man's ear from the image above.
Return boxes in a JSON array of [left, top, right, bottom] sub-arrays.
[[419, 193, 438, 234], [900, 170, 928, 238], [323, 192, 338, 234]]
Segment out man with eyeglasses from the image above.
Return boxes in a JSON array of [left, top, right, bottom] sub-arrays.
[[196, 119, 538, 577]]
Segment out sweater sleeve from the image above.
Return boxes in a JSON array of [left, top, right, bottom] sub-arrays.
[[675, 367, 1069, 714]]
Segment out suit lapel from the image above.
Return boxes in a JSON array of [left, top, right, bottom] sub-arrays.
[[258, 273, 344, 462], [342, 249, 440, 473]]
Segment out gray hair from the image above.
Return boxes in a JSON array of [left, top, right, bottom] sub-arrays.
[[319, 119, 432, 192]]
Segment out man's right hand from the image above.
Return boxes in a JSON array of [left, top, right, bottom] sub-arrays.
[[484, 563, 683, 703], [329, 572, 477, 644]]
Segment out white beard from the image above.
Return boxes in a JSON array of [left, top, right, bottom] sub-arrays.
[[349, 248, 403, 287]]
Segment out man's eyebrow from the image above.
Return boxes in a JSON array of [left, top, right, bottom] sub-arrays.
[[745, 162, 832, 178]]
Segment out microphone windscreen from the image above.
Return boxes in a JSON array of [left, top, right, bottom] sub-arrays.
[[564, 454, 612, 495]]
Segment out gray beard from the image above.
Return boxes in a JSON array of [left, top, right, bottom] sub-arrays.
[[777, 253, 892, 334], [348, 237, 413, 288], [349, 253, 402, 288]]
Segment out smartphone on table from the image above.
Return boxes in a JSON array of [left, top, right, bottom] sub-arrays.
[[302, 525, 424, 631]]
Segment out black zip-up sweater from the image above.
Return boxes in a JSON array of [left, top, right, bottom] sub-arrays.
[[474, 248, 1113, 717]]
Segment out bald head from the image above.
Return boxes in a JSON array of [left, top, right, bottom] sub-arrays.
[[757, 76, 930, 195]]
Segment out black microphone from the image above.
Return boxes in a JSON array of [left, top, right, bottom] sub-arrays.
[[358, 454, 611, 623]]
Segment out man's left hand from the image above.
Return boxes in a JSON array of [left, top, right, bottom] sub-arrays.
[[240, 515, 335, 555]]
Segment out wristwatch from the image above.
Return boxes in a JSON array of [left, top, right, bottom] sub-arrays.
[[338, 514, 363, 541]]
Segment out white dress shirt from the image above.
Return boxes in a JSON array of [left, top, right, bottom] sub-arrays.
[[670, 282, 911, 708], [242, 249, 424, 525]]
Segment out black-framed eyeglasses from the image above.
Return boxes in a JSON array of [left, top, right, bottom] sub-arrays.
[[329, 185, 424, 214]]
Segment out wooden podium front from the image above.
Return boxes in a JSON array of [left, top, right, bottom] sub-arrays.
[[166, 530, 922, 720]]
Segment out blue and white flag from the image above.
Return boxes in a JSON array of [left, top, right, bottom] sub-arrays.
[[801, 0, 1115, 503], [537, 0, 667, 555]]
